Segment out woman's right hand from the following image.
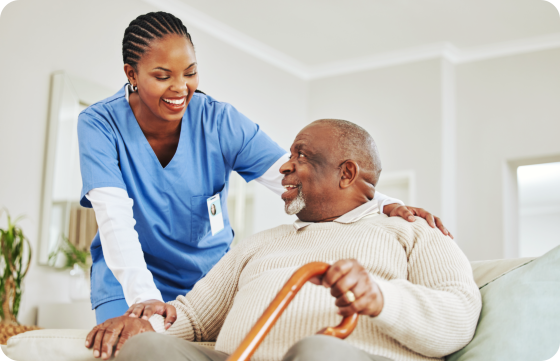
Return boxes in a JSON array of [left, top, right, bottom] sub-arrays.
[[124, 299, 177, 330]]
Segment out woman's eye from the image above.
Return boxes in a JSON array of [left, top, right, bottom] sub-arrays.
[[185, 72, 197, 77], [156, 77, 169, 80]]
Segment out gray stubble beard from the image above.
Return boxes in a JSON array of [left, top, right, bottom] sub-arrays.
[[285, 187, 306, 215]]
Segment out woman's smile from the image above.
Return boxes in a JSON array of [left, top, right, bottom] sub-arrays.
[[162, 96, 187, 112]]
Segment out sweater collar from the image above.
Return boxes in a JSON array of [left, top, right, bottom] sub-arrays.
[[293, 200, 380, 230]]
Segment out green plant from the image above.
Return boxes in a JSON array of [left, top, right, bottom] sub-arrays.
[[48, 235, 91, 271], [0, 211, 31, 325]]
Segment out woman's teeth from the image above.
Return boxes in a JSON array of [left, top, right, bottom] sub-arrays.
[[163, 98, 185, 105]]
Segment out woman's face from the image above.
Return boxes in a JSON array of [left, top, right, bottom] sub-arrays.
[[127, 34, 199, 123]]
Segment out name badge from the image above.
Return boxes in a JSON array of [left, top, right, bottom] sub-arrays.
[[207, 194, 224, 236]]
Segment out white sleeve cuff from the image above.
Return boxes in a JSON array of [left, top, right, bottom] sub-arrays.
[[254, 154, 289, 196], [374, 191, 405, 214]]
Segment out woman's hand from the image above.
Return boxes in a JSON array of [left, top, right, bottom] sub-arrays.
[[383, 204, 453, 239], [124, 299, 177, 330], [85, 316, 154, 360], [310, 259, 384, 317]]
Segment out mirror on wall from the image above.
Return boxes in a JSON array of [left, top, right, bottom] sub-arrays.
[[38, 72, 113, 266]]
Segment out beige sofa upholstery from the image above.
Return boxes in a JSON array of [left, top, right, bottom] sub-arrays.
[[1, 258, 535, 361]]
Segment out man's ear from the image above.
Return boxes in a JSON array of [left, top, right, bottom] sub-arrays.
[[123, 64, 138, 86], [340, 160, 359, 189]]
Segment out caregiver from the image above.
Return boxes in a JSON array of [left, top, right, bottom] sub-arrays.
[[78, 11, 452, 328]]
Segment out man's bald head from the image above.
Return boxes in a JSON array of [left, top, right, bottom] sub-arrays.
[[311, 119, 382, 186]]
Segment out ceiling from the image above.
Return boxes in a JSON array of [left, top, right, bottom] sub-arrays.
[[177, 0, 560, 66]]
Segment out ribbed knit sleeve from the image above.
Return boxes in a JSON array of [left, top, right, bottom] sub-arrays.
[[369, 219, 482, 358], [162, 233, 263, 341]]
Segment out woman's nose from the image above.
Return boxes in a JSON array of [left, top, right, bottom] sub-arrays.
[[171, 79, 188, 93]]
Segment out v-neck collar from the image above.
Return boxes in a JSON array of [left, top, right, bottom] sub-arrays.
[[124, 85, 185, 171]]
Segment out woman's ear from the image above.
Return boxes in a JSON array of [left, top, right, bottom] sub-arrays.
[[340, 160, 359, 189], [123, 64, 137, 86]]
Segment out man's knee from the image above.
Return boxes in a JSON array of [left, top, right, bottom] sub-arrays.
[[117, 332, 183, 361], [117, 333, 166, 360], [283, 335, 346, 361]]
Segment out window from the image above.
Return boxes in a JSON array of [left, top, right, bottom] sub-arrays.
[[517, 162, 560, 257]]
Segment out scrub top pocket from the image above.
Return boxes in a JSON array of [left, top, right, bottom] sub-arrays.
[[190, 187, 226, 245]]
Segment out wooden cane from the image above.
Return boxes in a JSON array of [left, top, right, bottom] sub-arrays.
[[225, 262, 359, 361]]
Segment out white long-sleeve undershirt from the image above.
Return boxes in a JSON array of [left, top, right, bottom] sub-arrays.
[[87, 154, 404, 311]]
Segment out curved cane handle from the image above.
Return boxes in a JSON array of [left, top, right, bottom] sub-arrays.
[[226, 262, 359, 361]]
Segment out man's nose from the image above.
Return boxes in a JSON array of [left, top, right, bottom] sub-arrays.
[[280, 159, 294, 174]]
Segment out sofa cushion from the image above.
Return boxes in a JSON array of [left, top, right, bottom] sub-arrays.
[[5, 329, 98, 361], [4, 329, 215, 361], [470, 257, 534, 288], [447, 245, 560, 361]]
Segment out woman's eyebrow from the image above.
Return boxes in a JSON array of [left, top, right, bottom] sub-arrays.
[[151, 63, 197, 72]]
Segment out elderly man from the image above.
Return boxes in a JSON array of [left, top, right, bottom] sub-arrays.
[[87, 119, 481, 361]]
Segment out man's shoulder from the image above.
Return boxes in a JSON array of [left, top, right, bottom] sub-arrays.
[[361, 214, 448, 242]]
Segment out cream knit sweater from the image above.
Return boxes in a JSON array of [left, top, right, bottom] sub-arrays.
[[155, 213, 481, 361]]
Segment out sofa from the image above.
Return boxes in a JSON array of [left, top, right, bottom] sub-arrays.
[[3, 245, 560, 361]]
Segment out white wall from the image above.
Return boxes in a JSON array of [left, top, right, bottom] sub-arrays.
[[309, 60, 443, 216], [0, 0, 307, 324], [456, 48, 560, 260]]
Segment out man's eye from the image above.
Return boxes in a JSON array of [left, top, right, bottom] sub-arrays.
[[298, 153, 305, 158]]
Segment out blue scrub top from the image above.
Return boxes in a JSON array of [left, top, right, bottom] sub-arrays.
[[78, 86, 286, 309]]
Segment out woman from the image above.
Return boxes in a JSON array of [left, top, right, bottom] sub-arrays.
[[78, 11, 451, 328]]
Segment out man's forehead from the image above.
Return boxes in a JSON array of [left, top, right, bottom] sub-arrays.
[[294, 124, 336, 146]]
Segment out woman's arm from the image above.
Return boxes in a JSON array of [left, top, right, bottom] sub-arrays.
[[86, 188, 164, 306]]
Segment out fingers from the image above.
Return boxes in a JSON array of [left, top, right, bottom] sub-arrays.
[[100, 323, 124, 360], [92, 326, 106, 358], [127, 304, 145, 318], [308, 275, 323, 285], [398, 207, 416, 222], [115, 329, 135, 358], [434, 216, 453, 239], [141, 304, 153, 320], [330, 269, 360, 299], [114, 318, 156, 358], [334, 275, 368, 308], [337, 294, 370, 317], [422, 210, 436, 228], [85, 326, 99, 349], [321, 260, 355, 288], [123, 305, 134, 317], [164, 305, 177, 330]]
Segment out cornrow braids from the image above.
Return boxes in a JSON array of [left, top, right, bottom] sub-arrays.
[[122, 11, 193, 69]]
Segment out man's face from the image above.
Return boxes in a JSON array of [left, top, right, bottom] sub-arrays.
[[280, 124, 342, 221]]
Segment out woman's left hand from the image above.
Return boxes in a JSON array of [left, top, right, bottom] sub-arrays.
[[383, 204, 453, 239], [124, 299, 177, 330]]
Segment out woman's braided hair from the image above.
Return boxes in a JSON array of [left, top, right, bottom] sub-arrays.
[[122, 11, 193, 69]]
